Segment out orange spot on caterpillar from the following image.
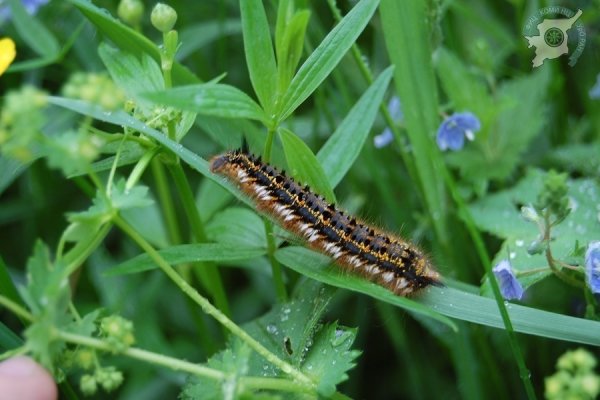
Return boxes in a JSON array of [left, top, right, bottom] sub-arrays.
[[210, 150, 442, 296]]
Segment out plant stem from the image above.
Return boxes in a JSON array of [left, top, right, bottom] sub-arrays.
[[0, 295, 33, 322], [112, 216, 313, 386], [261, 127, 288, 301], [150, 158, 182, 245], [168, 162, 231, 318], [56, 330, 224, 380], [441, 166, 537, 400]]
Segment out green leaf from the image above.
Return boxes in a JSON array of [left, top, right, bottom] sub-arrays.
[[240, 0, 278, 113], [276, 0, 379, 121], [446, 66, 550, 183], [98, 43, 164, 99], [206, 208, 267, 248], [105, 243, 267, 276], [306, 323, 359, 397], [276, 247, 600, 345], [111, 180, 154, 211], [65, 310, 101, 336], [279, 128, 336, 203], [276, 246, 456, 330], [317, 66, 394, 188], [0, 156, 31, 196], [380, 0, 449, 245], [468, 169, 600, 289], [8, 0, 59, 58], [47, 97, 249, 206], [141, 84, 266, 123], [68, 0, 198, 85], [275, 3, 311, 94]]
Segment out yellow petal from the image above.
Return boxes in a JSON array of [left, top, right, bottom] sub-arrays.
[[0, 38, 17, 76]]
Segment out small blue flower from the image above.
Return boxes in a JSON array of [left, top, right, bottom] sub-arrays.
[[589, 74, 600, 100], [493, 260, 524, 300], [585, 241, 600, 294], [436, 112, 481, 151], [374, 96, 403, 148]]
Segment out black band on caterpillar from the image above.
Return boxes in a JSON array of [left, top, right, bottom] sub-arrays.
[[210, 149, 441, 296]]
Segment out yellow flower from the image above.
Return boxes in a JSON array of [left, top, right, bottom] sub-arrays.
[[0, 38, 17, 76]]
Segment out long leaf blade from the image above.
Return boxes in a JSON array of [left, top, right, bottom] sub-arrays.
[[276, 0, 379, 121]]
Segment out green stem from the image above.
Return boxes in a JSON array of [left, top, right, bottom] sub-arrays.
[[151, 158, 182, 245], [125, 147, 160, 190], [62, 224, 112, 276], [441, 166, 536, 400], [261, 127, 287, 301], [0, 295, 33, 322], [238, 376, 313, 393], [56, 330, 224, 380], [168, 162, 231, 318], [264, 219, 287, 302], [112, 216, 313, 386], [0, 346, 28, 362]]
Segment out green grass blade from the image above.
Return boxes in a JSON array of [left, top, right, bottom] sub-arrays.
[[276, 0, 379, 121], [105, 243, 266, 276], [276, 246, 600, 345], [317, 66, 393, 188], [276, 246, 457, 330], [379, 0, 448, 243], [240, 0, 278, 113]]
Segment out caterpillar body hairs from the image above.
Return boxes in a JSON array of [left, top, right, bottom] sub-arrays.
[[209, 150, 441, 296]]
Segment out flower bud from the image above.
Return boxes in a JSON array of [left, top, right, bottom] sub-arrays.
[[151, 3, 177, 33], [117, 0, 144, 27]]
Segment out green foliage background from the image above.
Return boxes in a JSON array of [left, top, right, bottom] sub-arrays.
[[1, 0, 599, 399]]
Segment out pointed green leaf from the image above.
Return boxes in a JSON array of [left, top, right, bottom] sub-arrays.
[[141, 84, 266, 123], [317, 66, 393, 188], [240, 0, 278, 112], [277, 0, 379, 121], [279, 128, 336, 203]]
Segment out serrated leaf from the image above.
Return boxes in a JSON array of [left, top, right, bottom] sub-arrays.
[[105, 243, 267, 276], [468, 169, 600, 289], [317, 66, 394, 188], [446, 67, 551, 183], [276, 0, 379, 121], [141, 84, 267, 123], [304, 323, 359, 397], [65, 310, 101, 337], [279, 128, 336, 203], [111, 180, 154, 211]]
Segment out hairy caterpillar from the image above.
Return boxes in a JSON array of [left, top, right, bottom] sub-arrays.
[[209, 150, 441, 296]]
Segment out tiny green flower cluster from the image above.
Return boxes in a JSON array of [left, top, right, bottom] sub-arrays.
[[545, 348, 600, 400], [100, 315, 135, 353], [62, 71, 125, 110], [0, 85, 47, 161], [80, 366, 124, 396]]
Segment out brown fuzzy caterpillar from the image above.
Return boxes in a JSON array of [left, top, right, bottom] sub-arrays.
[[209, 150, 441, 296]]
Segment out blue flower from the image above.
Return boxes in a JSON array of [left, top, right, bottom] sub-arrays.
[[585, 241, 600, 294], [493, 260, 524, 300], [374, 96, 403, 148], [590, 74, 600, 100], [436, 112, 481, 151]]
